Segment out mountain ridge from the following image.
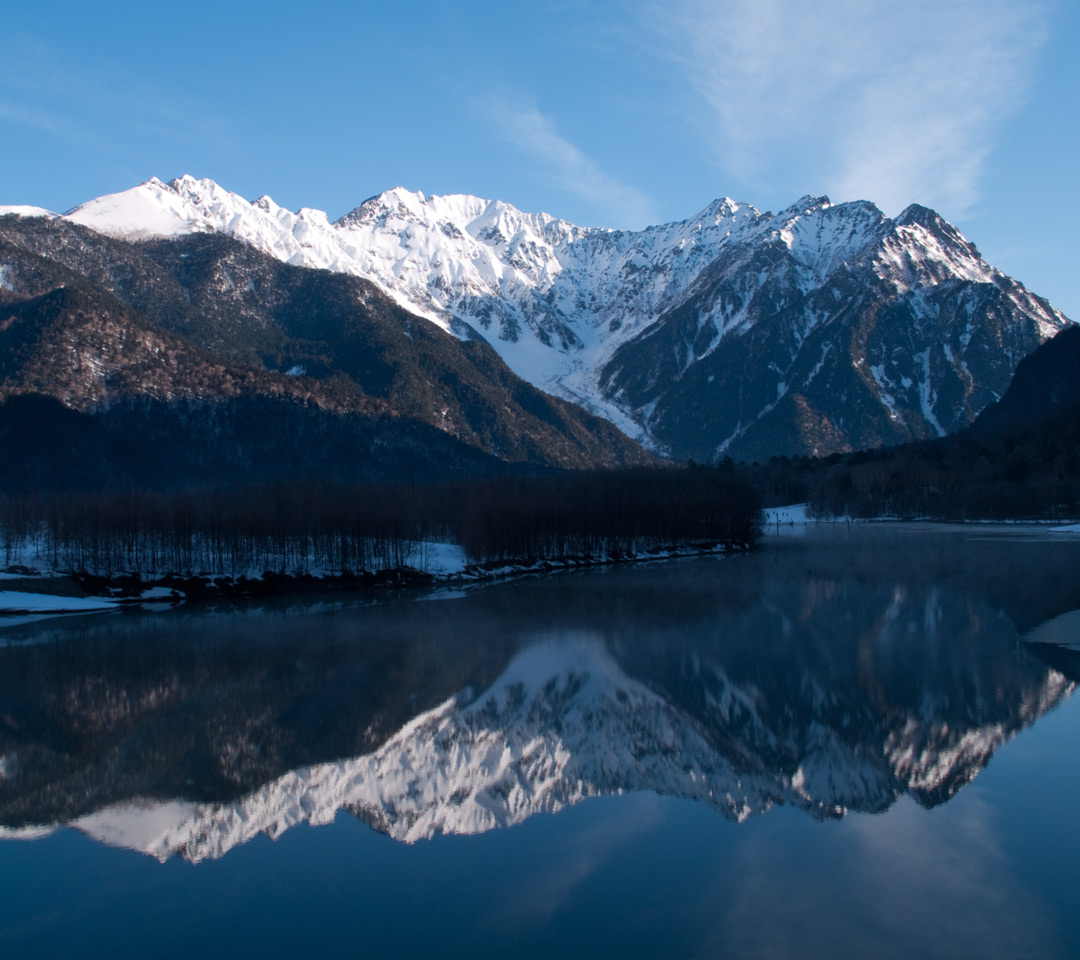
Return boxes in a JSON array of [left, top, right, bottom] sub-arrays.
[[5, 175, 1072, 460]]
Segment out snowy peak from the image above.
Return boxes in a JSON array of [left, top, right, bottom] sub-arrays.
[[895, 202, 950, 232], [774, 193, 833, 219], [892, 202, 979, 260], [873, 207, 995, 290], [338, 186, 435, 227], [338, 187, 513, 231], [64, 177, 195, 238], [677, 195, 758, 233], [34, 174, 1074, 457], [64, 175, 256, 241], [598, 190, 1070, 460], [0, 205, 57, 219], [764, 198, 889, 279], [705, 195, 750, 220]]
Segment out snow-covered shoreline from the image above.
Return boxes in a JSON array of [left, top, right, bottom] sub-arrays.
[[0, 591, 118, 615], [0, 539, 750, 620], [6, 508, 1075, 619], [762, 503, 1080, 532]]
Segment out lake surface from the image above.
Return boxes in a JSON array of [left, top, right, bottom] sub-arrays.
[[2, 523, 1079, 959]]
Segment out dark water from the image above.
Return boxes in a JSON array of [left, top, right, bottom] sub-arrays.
[[2, 524, 1079, 959]]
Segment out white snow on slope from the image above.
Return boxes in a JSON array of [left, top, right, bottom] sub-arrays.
[[413, 541, 467, 576], [0, 205, 55, 219], [66, 177, 450, 330], [762, 503, 814, 525]]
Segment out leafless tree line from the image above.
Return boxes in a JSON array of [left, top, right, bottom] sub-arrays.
[[0, 468, 761, 578]]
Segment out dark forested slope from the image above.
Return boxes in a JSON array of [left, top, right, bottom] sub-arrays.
[[743, 325, 1080, 520], [0, 215, 651, 490]]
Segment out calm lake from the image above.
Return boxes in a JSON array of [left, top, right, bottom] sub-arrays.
[[2, 523, 1079, 959]]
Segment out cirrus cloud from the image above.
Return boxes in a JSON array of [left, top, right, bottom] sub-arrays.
[[647, 0, 1048, 215], [484, 99, 658, 228]]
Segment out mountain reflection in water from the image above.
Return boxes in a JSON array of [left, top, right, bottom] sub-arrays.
[[0, 524, 1077, 861]]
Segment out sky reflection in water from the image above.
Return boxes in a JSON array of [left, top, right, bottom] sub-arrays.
[[1, 524, 1079, 958]]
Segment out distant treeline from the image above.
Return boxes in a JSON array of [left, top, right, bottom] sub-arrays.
[[0, 467, 761, 578], [739, 410, 1080, 521]]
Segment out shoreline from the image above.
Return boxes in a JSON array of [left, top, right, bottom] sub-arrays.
[[763, 503, 1080, 530], [1, 539, 754, 614]]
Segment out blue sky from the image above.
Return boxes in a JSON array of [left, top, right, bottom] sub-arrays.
[[2, 0, 1077, 317]]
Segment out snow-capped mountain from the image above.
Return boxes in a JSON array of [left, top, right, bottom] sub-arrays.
[[18, 174, 1061, 459], [600, 201, 1070, 459], [55, 177, 761, 439]]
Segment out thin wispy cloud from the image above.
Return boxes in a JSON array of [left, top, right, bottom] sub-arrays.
[[485, 100, 657, 227], [0, 100, 63, 136], [647, 0, 1047, 215]]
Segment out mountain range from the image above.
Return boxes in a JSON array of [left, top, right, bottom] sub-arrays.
[[0, 175, 1072, 476]]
